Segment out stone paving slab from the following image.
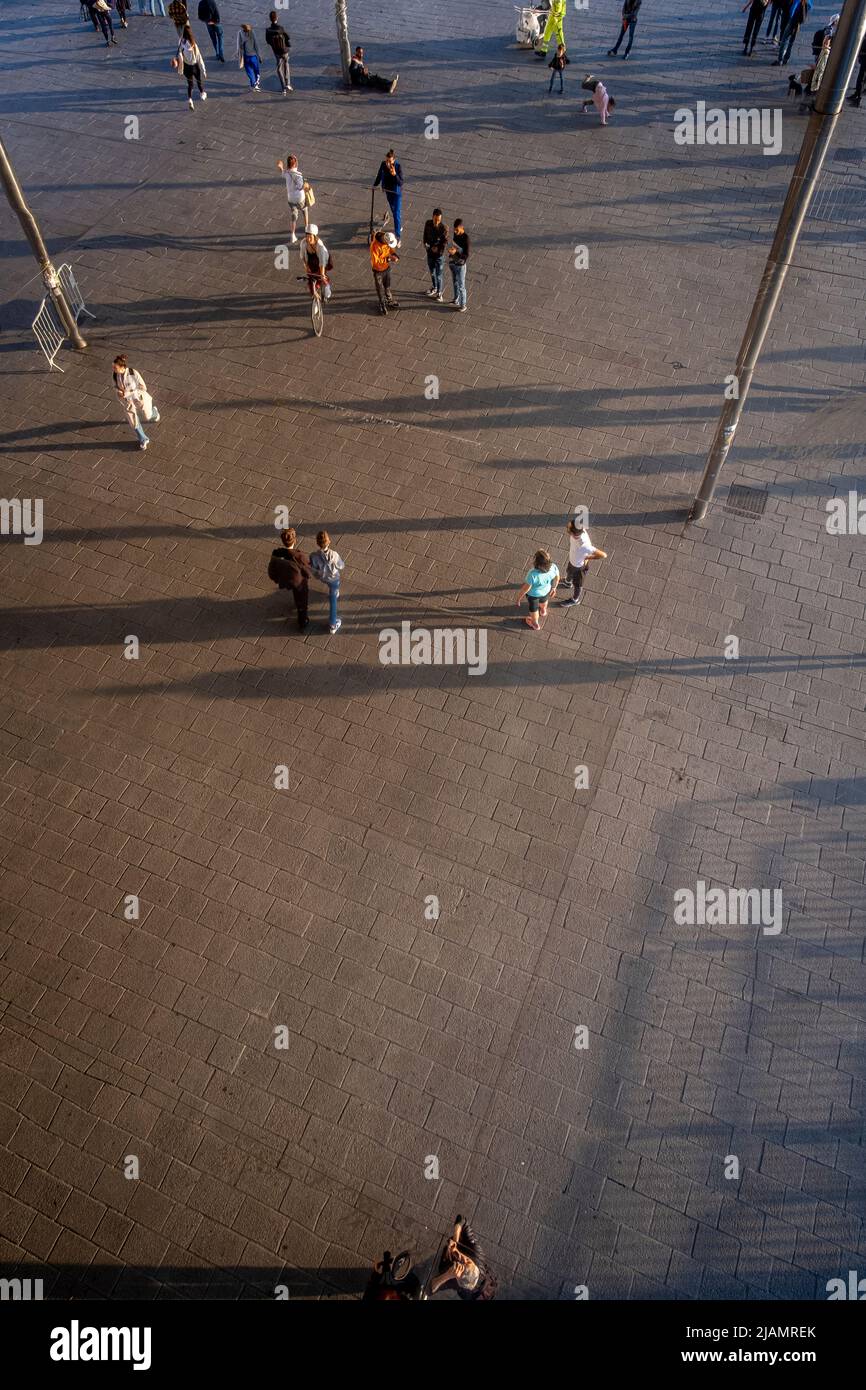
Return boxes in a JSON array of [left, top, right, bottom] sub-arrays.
[[0, 0, 864, 1298]]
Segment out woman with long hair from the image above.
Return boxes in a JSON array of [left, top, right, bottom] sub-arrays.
[[237, 23, 261, 90], [172, 23, 208, 109]]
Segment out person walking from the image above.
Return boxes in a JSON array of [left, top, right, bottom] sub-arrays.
[[268, 528, 312, 631], [310, 531, 345, 634], [581, 74, 615, 123], [776, 0, 811, 65], [237, 23, 261, 88], [168, 0, 188, 36], [608, 0, 641, 58], [370, 231, 399, 315], [113, 355, 161, 450], [373, 150, 403, 246], [265, 10, 292, 92], [534, 0, 566, 57], [561, 518, 607, 607], [548, 43, 570, 92], [429, 1216, 498, 1301], [300, 225, 332, 301], [349, 46, 398, 93], [276, 154, 310, 243], [848, 37, 866, 105], [764, 0, 786, 43], [91, 0, 118, 46], [517, 549, 559, 631], [447, 217, 470, 312], [197, 0, 224, 60], [116, 0, 132, 28], [741, 0, 769, 55], [172, 24, 208, 108], [423, 209, 447, 301]]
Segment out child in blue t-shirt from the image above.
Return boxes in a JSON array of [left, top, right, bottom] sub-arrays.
[[517, 549, 560, 630]]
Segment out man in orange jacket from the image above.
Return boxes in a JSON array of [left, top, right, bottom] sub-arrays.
[[370, 231, 399, 316]]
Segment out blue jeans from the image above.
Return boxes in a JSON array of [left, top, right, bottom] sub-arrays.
[[207, 23, 224, 60], [244, 54, 260, 86], [766, 1, 784, 38], [778, 21, 800, 64], [326, 581, 340, 626], [450, 261, 467, 308], [385, 190, 402, 239], [548, 69, 564, 92], [146, 0, 166, 12], [426, 250, 444, 292], [612, 18, 637, 54]]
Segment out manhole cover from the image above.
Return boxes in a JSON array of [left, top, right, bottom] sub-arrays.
[[725, 484, 769, 519]]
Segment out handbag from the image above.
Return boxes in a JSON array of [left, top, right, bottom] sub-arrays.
[[303, 182, 316, 208]]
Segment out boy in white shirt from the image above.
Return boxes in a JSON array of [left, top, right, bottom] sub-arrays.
[[562, 518, 607, 606]]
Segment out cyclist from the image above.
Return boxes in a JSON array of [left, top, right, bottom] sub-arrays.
[[300, 224, 332, 301]]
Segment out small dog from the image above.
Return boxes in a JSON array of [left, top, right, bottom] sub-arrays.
[[787, 73, 803, 97]]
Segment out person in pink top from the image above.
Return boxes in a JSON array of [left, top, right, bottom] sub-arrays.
[[581, 74, 616, 124]]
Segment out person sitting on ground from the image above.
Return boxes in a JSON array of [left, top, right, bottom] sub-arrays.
[[349, 46, 398, 94]]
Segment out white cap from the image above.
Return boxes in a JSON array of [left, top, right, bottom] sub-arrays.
[[306, 224, 318, 236]]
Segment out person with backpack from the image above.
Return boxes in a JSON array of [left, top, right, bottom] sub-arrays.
[[547, 43, 570, 93], [197, 0, 224, 61], [373, 150, 403, 246], [112, 355, 161, 450], [429, 1216, 498, 1301], [268, 528, 312, 631], [171, 23, 208, 109], [608, 0, 641, 59], [265, 9, 292, 92], [310, 531, 345, 634], [741, 0, 769, 56], [561, 518, 607, 607], [168, 0, 188, 35], [775, 0, 811, 66], [517, 549, 560, 631]]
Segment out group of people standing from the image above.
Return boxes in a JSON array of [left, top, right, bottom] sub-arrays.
[[517, 520, 607, 632]]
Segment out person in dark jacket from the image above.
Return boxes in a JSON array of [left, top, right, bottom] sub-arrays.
[[776, 0, 811, 65], [423, 209, 448, 300], [429, 1217, 498, 1301], [608, 0, 641, 58], [448, 218, 470, 312], [373, 149, 403, 245], [548, 42, 570, 92], [269, 528, 312, 630], [349, 46, 398, 94], [265, 10, 292, 92], [197, 0, 223, 60], [741, 0, 769, 55]]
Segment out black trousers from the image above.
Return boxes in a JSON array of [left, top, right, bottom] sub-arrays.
[[853, 52, 866, 101], [566, 561, 588, 600], [290, 582, 308, 626], [743, 4, 765, 51], [183, 61, 203, 95], [96, 11, 115, 40], [354, 71, 392, 92], [373, 267, 393, 306]]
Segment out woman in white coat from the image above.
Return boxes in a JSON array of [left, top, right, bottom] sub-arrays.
[[112, 356, 161, 450]]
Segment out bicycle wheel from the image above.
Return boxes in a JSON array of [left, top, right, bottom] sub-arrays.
[[310, 292, 324, 337]]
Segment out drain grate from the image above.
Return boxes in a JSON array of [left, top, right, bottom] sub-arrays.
[[724, 484, 769, 519], [809, 171, 865, 225]]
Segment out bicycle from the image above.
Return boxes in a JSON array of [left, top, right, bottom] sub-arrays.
[[297, 272, 327, 337]]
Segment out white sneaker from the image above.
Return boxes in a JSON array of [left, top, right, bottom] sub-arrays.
[[139, 438, 149, 450], [286, 85, 293, 92], [329, 619, 342, 634], [291, 232, 297, 244], [201, 91, 207, 100], [188, 97, 194, 108]]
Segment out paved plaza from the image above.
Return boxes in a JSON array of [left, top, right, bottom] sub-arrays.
[[0, 0, 864, 1299]]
